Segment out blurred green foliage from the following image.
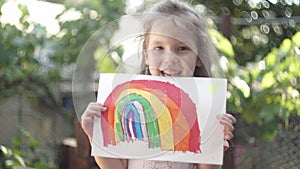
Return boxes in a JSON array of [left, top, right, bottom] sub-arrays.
[[197, 0, 300, 140], [194, 0, 300, 65], [0, 128, 53, 169], [210, 26, 300, 140], [0, 4, 59, 106], [0, 0, 125, 104], [0, 0, 125, 168]]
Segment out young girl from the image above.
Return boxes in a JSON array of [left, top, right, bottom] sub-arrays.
[[81, 0, 236, 168]]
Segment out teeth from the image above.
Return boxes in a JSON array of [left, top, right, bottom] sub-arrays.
[[162, 72, 173, 76], [160, 70, 178, 77]]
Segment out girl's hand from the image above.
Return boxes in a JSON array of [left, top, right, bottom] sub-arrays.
[[218, 113, 236, 140], [218, 113, 236, 151], [81, 102, 107, 139]]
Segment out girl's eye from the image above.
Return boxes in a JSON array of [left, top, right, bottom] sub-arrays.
[[154, 46, 164, 51], [178, 46, 189, 51]]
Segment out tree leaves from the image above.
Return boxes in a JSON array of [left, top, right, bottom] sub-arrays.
[[0, 1, 125, 106], [261, 72, 276, 89], [212, 28, 300, 140]]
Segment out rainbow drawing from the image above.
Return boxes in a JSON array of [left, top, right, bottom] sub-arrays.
[[100, 80, 201, 153]]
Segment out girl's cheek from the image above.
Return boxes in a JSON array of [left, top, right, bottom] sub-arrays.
[[148, 52, 163, 60], [148, 55, 163, 65]]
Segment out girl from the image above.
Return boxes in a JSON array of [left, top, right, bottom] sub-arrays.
[[81, 0, 236, 168]]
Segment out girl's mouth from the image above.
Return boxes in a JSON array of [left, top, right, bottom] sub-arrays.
[[161, 71, 170, 77], [160, 70, 179, 77]]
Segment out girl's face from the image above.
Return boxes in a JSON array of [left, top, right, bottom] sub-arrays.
[[144, 18, 202, 77]]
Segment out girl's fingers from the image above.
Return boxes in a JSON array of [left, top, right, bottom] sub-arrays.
[[226, 114, 237, 124], [223, 123, 234, 140], [82, 102, 107, 118], [87, 102, 107, 112], [224, 130, 234, 140], [81, 102, 108, 139], [217, 114, 236, 141], [220, 119, 235, 131], [82, 110, 101, 118], [218, 114, 236, 125], [81, 102, 107, 124], [218, 114, 236, 130]]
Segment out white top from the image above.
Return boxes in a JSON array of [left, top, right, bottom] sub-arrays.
[[128, 159, 196, 169]]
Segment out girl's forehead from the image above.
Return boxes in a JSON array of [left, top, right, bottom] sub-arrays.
[[150, 17, 192, 35], [149, 18, 198, 50]]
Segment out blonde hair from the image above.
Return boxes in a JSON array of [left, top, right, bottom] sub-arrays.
[[139, 0, 221, 77]]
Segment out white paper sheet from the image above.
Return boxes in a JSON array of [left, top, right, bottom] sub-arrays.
[[91, 73, 227, 165]]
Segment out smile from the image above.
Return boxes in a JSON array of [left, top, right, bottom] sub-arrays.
[[160, 70, 180, 77]]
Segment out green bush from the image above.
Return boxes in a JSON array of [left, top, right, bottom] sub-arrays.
[[212, 30, 300, 140], [0, 128, 53, 169]]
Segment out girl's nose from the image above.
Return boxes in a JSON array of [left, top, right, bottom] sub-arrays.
[[164, 52, 179, 64]]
